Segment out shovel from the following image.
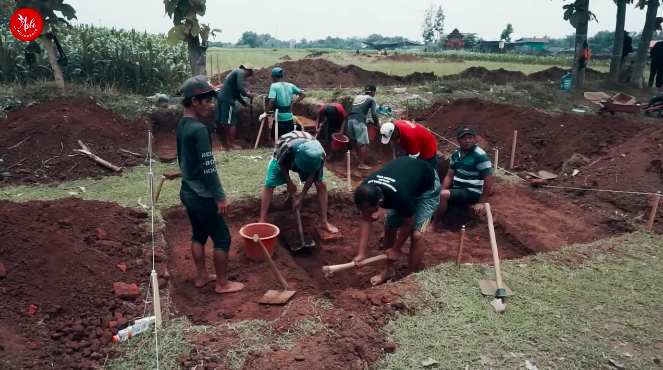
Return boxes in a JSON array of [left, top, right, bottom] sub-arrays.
[[478, 203, 514, 313], [253, 234, 296, 304], [292, 203, 316, 251]]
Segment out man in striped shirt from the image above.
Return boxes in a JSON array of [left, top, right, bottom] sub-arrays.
[[259, 130, 338, 233], [430, 124, 494, 232]]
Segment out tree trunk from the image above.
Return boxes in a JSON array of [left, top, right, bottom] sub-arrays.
[[572, 23, 589, 89], [187, 36, 207, 76], [631, 0, 659, 87], [608, 0, 627, 85], [40, 34, 65, 94]]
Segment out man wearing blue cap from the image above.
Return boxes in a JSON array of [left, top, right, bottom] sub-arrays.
[[261, 67, 306, 146], [258, 130, 338, 234], [176, 75, 244, 295]]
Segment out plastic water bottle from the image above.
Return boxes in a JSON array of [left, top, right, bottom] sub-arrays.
[[112, 317, 154, 342], [560, 72, 572, 91]]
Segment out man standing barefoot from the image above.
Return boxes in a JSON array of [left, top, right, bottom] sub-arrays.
[[177, 75, 244, 294]]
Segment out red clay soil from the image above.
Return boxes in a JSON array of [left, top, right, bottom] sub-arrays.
[[0, 99, 149, 185], [528, 66, 607, 82], [0, 198, 155, 370], [279, 55, 293, 61], [165, 185, 612, 369], [214, 59, 437, 90], [442, 66, 531, 85]]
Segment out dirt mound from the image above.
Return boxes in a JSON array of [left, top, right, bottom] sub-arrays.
[[383, 54, 427, 62], [412, 98, 643, 171], [305, 51, 327, 58], [214, 59, 437, 89], [0, 99, 148, 185], [279, 54, 292, 61], [0, 198, 154, 369], [443, 66, 530, 85], [527, 66, 607, 82]]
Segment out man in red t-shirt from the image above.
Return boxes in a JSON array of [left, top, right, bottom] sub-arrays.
[[380, 120, 438, 170], [316, 103, 347, 141]]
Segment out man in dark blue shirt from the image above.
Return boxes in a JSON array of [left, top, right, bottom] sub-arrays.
[[177, 75, 244, 295]]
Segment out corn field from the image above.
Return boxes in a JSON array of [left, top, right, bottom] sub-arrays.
[[0, 24, 190, 95], [418, 51, 611, 68]]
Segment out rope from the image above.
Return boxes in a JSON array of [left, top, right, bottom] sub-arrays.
[[146, 131, 160, 370], [542, 185, 661, 196]]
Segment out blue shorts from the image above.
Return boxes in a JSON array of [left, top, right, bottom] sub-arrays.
[[347, 119, 369, 145], [264, 158, 325, 188]]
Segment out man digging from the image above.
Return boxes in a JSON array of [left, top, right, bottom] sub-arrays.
[[261, 67, 306, 146], [317, 102, 348, 160], [177, 75, 244, 294], [352, 156, 440, 285], [259, 130, 338, 234], [429, 124, 494, 233], [216, 64, 255, 150], [379, 119, 438, 170], [346, 84, 380, 170]]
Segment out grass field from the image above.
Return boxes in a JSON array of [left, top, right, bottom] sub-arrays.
[[206, 48, 609, 79]]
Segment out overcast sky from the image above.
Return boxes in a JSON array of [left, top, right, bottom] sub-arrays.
[[66, 0, 653, 42]]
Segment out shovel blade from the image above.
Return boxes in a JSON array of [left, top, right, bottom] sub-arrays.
[[259, 289, 296, 305], [478, 280, 514, 297]]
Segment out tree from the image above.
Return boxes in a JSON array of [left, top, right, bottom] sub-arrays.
[[237, 31, 259, 48], [0, 0, 16, 26], [463, 33, 479, 50], [433, 5, 445, 42], [164, 0, 221, 76], [561, 0, 598, 89], [17, 0, 78, 94], [500, 24, 514, 43], [631, 0, 661, 87], [608, 0, 631, 85], [421, 4, 435, 47]]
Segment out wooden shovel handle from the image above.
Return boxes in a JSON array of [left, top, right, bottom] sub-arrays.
[[254, 117, 265, 149], [484, 203, 504, 290], [253, 234, 289, 290], [322, 254, 388, 276]]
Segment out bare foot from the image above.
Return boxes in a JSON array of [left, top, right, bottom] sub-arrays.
[[195, 274, 217, 288], [321, 221, 338, 233], [215, 281, 245, 294], [358, 164, 372, 170], [370, 266, 396, 286]]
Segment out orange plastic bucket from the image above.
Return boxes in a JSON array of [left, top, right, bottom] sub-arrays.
[[367, 125, 378, 140], [238, 223, 280, 261], [331, 133, 349, 150]]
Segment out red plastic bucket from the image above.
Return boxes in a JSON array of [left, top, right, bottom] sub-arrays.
[[331, 133, 349, 151], [367, 125, 378, 140], [238, 223, 280, 261]]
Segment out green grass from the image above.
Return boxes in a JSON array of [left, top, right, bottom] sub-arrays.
[[0, 149, 345, 211], [378, 232, 663, 370], [206, 48, 312, 76]]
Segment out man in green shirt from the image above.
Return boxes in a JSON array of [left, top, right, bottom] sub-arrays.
[[346, 84, 379, 170], [429, 124, 494, 232], [216, 64, 255, 150], [177, 75, 244, 295], [261, 67, 306, 146]]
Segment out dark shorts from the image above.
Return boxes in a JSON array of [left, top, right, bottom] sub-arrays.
[[216, 101, 237, 127], [180, 190, 231, 251], [422, 154, 438, 171], [448, 188, 481, 206], [270, 119, 301, 139]]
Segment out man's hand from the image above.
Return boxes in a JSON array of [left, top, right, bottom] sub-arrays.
[[216, 198, 229, 214], [246, 91, 255, 99], [259, 112, 267, 121], [353, 253, 366, 266], [286, 181, 297, 196], [472, 203, 485, 215], [385, 247, 402, 261]]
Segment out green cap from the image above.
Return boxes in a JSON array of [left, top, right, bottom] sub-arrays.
[[271, 67, 284, 78], [293, 140, 324, 174], [457, 124, 475, 138], [180, 75, 215, 98]]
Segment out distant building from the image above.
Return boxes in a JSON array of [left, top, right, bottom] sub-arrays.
[[445, 28, 465, 50], [289, 39, 296, 49], [513, 37, 549, 54]]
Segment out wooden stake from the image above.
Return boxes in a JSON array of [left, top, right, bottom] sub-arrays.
[[647, 193, 660, 231], [150, 270, 162, 328], [456, 226, 466, 267], [347, 150, 352, 191], [494, 149, 499, 171], [74, 140, 122, 172], [153, 176, 166, 204], [509, 130, 518, 169], [274, 109, 279, 147]]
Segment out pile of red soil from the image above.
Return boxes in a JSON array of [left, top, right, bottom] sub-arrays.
[[382, 54, 427, 62], [442, 66, 530, 85], [214, 59, 437, 89], [279, 55, 292, 61], [0, 99, 148, 185], [0, 198, 155, 369], [528, 66, 608, 82]]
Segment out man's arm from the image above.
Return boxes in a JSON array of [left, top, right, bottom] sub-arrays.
[[265, 84, 277, 115], [299, 172, 316, 199], [442, 169, 455, 190], [291, 85, 306, 105], [369, 99, 379, 125], [354, 211, 374, 262], [479, 173, 494, 201], [195, 128, 226, 200], [402, 133, 420, 158], [235, 70, 250, 106]]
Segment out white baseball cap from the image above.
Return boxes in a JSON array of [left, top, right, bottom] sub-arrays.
[[380, 122, 395, 144]]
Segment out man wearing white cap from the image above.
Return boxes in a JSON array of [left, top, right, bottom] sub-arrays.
[[380, 120, 438, 170]]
